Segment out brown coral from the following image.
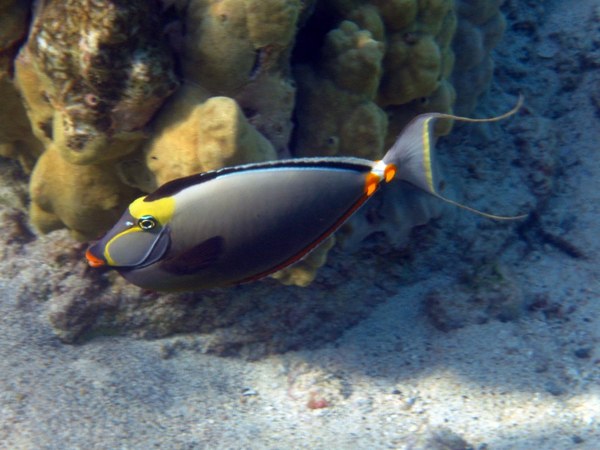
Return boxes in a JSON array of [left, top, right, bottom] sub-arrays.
[[18, 0, 178, 165], [29, 145, 141, 241]]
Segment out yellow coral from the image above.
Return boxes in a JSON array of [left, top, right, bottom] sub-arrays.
[[29, 145, 141, 241], [322, 21, 384, 98], [121, 85, 276, 191], [0, 68, 43, 172], [183, 0, 254, 93], [246, 0, 301, 48], [371, 0, 418, 31], [294, 68, 387, 160], [183, 0, 301, 94], [378, 33, 442, 106], [347, 5, 385, 41], [417, 0, 454, 35], [13, 49, 54, 148]]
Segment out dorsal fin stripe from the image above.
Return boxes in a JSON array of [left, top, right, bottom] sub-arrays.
[[144, 157, 374, 202]]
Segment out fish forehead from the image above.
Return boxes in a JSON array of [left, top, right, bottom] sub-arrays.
[[129, 195, 175, 226]]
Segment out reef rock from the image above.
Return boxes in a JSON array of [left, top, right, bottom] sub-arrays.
[[16, 0, 178, 165]]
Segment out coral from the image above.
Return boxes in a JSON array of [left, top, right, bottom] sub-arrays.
[[0, 69, 44, 172], [1, 0, 508, 292], [293, 0, 457, 162], [452, 0, 507, 114], [179, 0, 302, 157], [294, 21, 387, 159], [16, 0, 178, 165], [0, 0, 42, 172], [181, 0, 302, 93], [118, 84, 277, 191], [29, 145, 141, 241]]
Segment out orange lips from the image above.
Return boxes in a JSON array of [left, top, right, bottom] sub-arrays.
[[85, 248, 105, 267]]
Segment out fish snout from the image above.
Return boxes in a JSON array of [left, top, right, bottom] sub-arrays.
[[85, 246, 106, 267]]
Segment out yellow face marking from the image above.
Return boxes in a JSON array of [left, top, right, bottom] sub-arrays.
[[104, 227, 140, 265], [129, 195, 176, 225], [422, 117, 435, 193], [102, 195, 176, 266]]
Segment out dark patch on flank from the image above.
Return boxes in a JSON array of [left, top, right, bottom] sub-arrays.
[[161, 236, 225, 275]]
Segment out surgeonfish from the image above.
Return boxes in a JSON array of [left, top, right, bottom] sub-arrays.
[[86, 98, 524, 292]]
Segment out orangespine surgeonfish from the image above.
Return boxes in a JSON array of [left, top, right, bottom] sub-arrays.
[[86, 98, 525, 292]]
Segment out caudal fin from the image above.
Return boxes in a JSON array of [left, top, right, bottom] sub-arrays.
[[382, 96, 527, 221]]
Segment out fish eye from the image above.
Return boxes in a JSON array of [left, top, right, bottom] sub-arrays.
[[137, 215, 157, 231]]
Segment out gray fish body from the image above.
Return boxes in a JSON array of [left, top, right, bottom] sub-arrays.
[[121, 160, 372, 291], [86, 100, 525, 291]]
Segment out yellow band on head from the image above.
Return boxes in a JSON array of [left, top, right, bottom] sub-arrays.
[[129, 195, 176, 226], [104, 227, 140, 265]]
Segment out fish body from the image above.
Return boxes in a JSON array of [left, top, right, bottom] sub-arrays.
[[86, 99, 524, 291], [87, 157, 394, 291]]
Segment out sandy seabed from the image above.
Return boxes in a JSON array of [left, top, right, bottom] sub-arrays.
[[1, 1, 599, 449]]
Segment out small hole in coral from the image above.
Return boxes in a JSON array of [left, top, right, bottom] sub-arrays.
[[242, 107, 258, 119], [403, 32, 418, 45], [39, 120, 53, 139], [84, 94, 99, 106]]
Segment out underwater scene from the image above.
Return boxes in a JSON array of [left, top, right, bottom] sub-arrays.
[[0, 0, 599, 448]]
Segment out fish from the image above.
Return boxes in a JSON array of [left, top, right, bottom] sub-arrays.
[[86, 97, 525, 291]]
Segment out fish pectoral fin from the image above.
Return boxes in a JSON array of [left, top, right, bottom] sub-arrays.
[[161, 236, 225, 275]]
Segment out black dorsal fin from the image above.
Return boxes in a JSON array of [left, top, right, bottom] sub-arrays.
[[144, 157, 374, 202]]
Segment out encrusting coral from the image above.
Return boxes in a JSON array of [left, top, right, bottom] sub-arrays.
[[0, 0, 43, 172], [452, 0, 507, 115], [118, 84, 277, 192], [29, 145, 141, 241], [293, 0, 457, 161], [1, 0, 507, 287], [293, 20, 386, 159], [17, 0, 179, 165]]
